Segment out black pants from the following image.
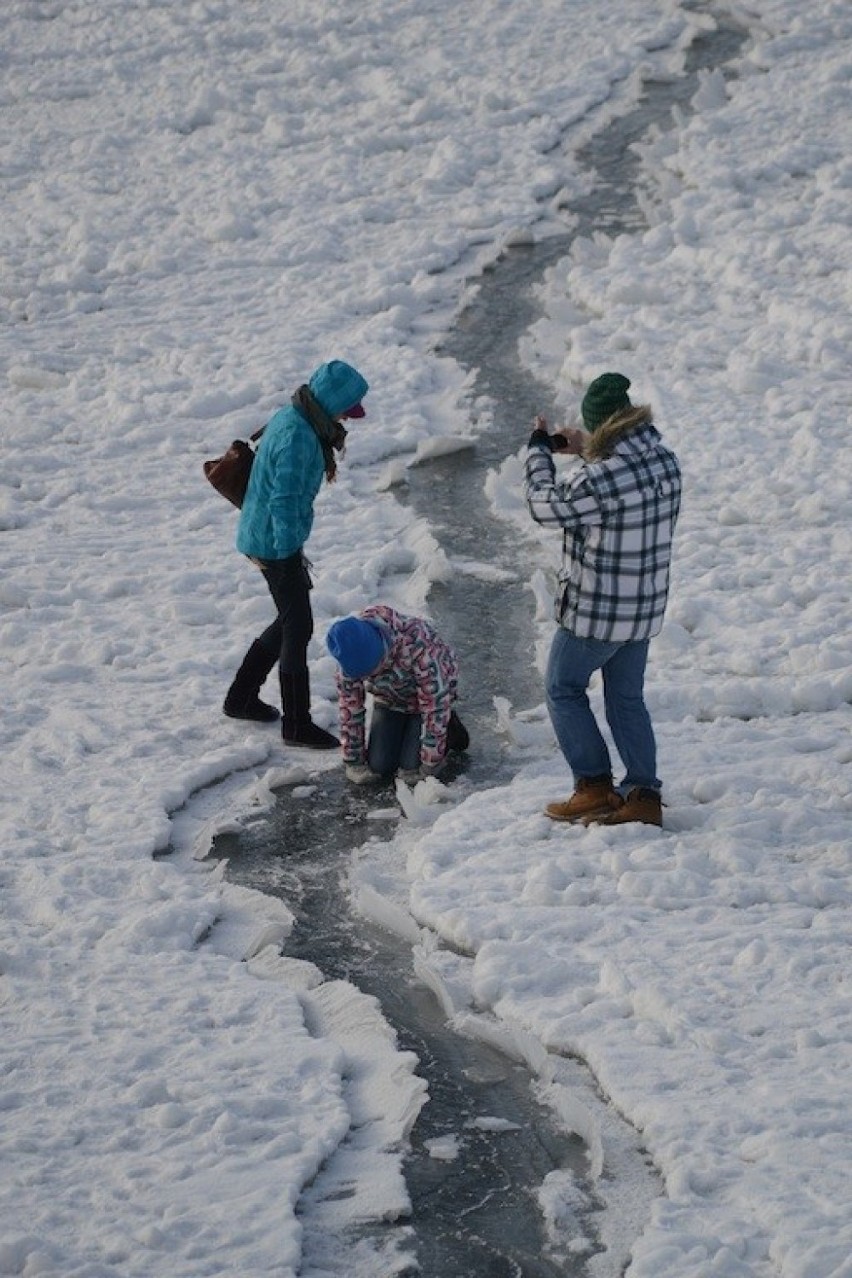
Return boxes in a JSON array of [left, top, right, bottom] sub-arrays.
[[255, 552, 313, 675]]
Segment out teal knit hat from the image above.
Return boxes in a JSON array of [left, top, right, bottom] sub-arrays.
[[581, 372, 632, 432]]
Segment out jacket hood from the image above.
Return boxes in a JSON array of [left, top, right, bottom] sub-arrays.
[[585, 405, 654, 462], [308, 360, 369, 419]]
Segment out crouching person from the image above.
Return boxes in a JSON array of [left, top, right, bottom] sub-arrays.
[[325, 605, 469, 784]]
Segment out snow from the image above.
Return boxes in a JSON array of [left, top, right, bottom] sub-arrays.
[[2, 1, 851, 1276]]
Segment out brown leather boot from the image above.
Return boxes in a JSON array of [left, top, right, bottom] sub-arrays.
[[545, 775, 622, 823], [587, 786, 662, 827]]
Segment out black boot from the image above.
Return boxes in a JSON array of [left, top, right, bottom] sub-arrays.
[[223, 640, 280, 723], [447, 709, 470, 753], [281, 668, 339, 749]]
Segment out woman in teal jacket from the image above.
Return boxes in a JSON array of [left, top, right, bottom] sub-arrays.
[[223, 359, 369, 748]]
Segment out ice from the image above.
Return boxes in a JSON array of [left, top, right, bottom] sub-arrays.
[[4, 1, 852, 1276]]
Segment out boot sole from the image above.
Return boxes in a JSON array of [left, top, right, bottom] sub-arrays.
[[584, 806, 661, 827], [224, 709, 280, 723], [546, 804, 620, 824], [587, 814, 662, 827]]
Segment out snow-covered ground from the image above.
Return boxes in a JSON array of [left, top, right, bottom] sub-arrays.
[[2, 1, 851, 1275]]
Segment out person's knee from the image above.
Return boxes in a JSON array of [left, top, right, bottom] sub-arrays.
[[279, 609, 313, 660], [606, 689, 646, 713], [547, 677, 588, 705]]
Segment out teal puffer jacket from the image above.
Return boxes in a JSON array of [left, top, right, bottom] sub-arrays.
[[236, 360, 368, 561]]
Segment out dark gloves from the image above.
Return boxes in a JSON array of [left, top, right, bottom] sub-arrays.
[[527, 429, 568, 451]]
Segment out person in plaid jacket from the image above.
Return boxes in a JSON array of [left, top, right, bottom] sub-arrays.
[[525, 372, 681, 827], [325, 605, 469, 784]]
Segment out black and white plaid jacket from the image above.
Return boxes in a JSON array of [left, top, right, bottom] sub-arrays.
[[525, 421, 681, 643]]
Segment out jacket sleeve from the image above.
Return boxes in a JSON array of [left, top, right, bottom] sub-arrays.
[[268, 427, 323, 557], [524, 443, 601, 531], [410, 643, 453, 767], [336, 673, 367, 764]]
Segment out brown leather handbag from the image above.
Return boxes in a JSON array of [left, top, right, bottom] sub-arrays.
[[202, 427, 264, 509]]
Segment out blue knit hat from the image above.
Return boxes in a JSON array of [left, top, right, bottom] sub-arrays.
[[326, 617, 387, 679]]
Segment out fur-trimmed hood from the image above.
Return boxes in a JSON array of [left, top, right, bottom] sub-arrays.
[[583, 404, 653, 462]]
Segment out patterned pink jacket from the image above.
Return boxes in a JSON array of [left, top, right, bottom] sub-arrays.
[[335, 605, 459, 766]]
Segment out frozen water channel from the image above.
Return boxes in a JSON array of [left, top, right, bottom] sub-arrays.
[[215, 19, 747, 1277]]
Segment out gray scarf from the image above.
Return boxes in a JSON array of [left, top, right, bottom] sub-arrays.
[[292, 384, 348, 481]]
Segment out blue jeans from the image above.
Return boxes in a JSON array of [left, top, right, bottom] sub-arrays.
[[367, 704, 421, 775], [545, 628, 660, 792]]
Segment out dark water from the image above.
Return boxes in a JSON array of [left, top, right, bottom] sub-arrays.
[[221, 793, 592, 1277], [215, 18, 747, 1277]]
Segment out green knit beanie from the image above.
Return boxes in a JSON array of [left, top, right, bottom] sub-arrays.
[[580, 372, 632, 432]]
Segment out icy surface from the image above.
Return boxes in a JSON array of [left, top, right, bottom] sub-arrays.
[[2, 1, 852, 1276]]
